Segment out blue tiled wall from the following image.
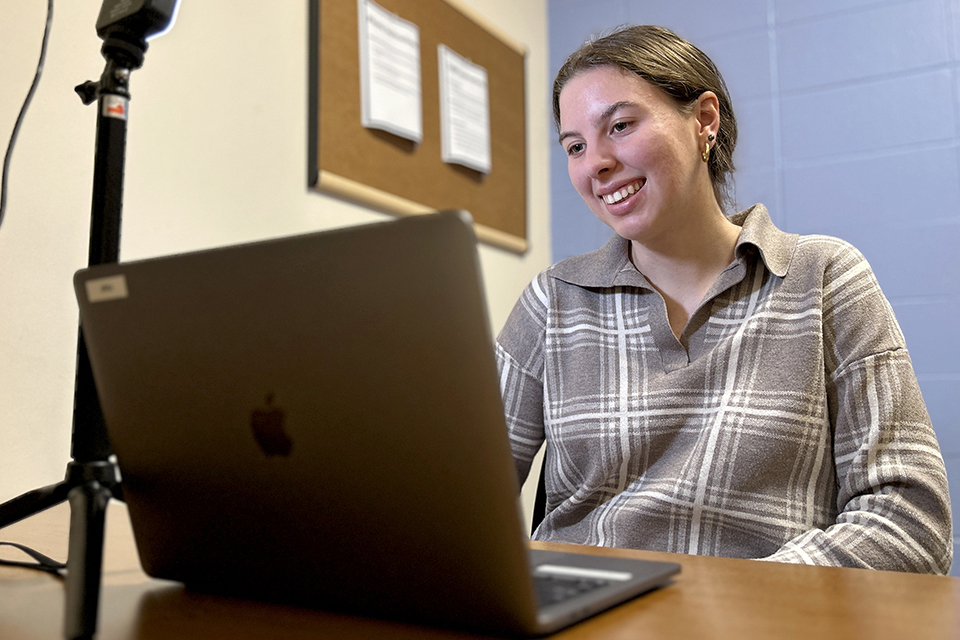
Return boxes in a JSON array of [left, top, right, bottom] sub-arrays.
[[548, 0, 960, 575]]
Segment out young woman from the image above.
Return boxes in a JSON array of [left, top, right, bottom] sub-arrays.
[[497, 25, 952, 573]]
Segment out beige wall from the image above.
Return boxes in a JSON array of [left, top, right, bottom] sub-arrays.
[[0, 1, 549, 517]]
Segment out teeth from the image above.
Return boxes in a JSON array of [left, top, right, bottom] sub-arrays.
[[603, 182, 641, 204]]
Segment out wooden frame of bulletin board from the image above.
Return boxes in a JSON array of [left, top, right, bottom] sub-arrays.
[[308, 0, 528, 253]]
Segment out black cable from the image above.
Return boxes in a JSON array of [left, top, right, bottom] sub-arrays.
[[0, 541, 66, 578], [0, 0, 55, 231]]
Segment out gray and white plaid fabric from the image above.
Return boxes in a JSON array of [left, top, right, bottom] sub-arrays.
[[497, 205, 952, 574]]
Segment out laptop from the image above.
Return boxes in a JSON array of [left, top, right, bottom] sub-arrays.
[[73, 211, 680, 636]]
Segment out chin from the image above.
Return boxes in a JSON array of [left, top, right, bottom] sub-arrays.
[[601, 214, 652, 243]]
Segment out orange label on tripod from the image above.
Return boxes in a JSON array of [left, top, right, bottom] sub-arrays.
[[102, 95, 128, 120]]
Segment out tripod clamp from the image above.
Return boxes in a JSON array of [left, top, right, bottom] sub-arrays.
[[76, 29, 145, 107]]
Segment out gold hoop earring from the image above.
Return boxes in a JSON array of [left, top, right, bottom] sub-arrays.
[[701, 143, 711, 163]]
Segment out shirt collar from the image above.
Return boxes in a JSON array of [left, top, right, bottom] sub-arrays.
[[548, 204, 797, 287]]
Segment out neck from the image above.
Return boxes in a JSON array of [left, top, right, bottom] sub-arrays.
[[630, 207, 741, 339]]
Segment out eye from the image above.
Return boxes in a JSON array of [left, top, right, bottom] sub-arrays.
[[565, 141, 585, 157], [611, 120, 633, 134]]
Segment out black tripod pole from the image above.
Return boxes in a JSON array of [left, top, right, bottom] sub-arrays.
[[0, 35, 137, 640], [61, 47, 138, 640]]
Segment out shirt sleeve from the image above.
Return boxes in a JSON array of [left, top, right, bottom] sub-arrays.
[[762, 243, 953, 574], [495, 275, 549, 485]]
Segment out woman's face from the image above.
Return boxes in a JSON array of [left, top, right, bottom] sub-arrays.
[[558, 65, 714, 247]]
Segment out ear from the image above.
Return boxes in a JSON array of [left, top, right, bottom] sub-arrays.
[[694, 91, 721, 140]]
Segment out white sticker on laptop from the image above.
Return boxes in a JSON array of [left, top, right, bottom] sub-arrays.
[[85, 275, 129, 302]]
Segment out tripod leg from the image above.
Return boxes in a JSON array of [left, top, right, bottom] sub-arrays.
[[0, 481, 71, 529], [64, 481, 112, 640]]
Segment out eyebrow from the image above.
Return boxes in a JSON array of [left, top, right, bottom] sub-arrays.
[[557, 100, 637, 144]]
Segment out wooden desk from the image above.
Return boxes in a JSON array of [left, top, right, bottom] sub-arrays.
[[1, 501, 957, 639]]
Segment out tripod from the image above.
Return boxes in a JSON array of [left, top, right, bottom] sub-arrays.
[[0, 2, 177, 637]]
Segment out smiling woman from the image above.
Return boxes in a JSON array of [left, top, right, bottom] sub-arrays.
[[495, 25, 954, 575], [556, 64, 738, 300], [553, 25, 737, 212]]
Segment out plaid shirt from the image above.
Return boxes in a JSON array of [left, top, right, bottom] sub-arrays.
[[496, 205, 952, 573]]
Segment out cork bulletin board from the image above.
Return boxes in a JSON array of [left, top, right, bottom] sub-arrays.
[[308, 0, 528, 253]]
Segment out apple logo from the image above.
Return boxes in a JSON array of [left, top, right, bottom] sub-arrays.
[[250, 393, 293, 457]]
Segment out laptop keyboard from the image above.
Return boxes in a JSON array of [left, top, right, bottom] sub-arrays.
[[535, 573, 610, 606]]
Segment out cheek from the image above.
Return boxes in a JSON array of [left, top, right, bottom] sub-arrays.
[[567, 162, 593, 199], [571, 178, 599, 212]]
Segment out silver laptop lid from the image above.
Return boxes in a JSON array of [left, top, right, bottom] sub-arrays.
[[74, 211, 541, 631]]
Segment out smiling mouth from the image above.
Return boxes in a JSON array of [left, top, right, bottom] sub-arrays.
[[601, 180, 644, 205]]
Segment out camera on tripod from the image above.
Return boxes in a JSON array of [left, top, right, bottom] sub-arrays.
[[95, 0, 179, 69]]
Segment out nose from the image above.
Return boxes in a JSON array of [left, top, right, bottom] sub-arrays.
[[585, 139, 617, 178]]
